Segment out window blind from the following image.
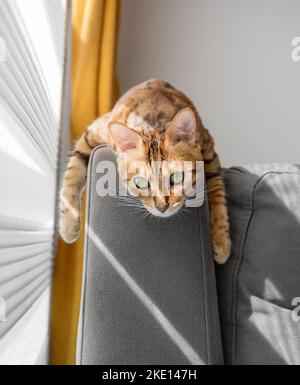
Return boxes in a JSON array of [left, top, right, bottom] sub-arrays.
[[0, 0, 71, 363]]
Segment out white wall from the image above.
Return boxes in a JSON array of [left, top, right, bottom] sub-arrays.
[[118, 0, 300, 167]]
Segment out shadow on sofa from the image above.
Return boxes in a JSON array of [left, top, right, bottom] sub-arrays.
[[217, 165, 300, 365]]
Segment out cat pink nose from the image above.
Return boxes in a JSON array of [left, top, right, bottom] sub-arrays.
[[156, 203, 169, 213]]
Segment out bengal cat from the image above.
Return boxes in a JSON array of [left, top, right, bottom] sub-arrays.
[[60, 80, 231, 264]]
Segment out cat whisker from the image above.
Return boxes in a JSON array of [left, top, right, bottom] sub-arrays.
[[179, 207, 190, 220], [116, 202, 146, 210]]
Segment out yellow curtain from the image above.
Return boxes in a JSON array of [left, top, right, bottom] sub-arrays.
[[50, 0, 120, 365]]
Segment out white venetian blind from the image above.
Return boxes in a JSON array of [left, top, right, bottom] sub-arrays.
[[0, 0, 70, 364]]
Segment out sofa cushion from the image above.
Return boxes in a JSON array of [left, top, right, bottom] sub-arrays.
[[217, 164, 300, 365], [77, 146, 224, 365]]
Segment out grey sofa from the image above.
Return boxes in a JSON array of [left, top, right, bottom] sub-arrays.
[[77, 147, 300, 365], [218, 164, 300, 365]]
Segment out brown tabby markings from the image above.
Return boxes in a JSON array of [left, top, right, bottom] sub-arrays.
[[60, 80, 231, 263]]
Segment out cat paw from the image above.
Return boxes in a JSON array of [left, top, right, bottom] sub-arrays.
[[213, 237, 231, 264], [60, 209, 81, 244]]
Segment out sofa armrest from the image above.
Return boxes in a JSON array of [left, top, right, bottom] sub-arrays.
[[77, 146, 223, 365]]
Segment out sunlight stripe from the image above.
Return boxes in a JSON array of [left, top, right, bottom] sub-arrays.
[[87, 226, 204, 365]]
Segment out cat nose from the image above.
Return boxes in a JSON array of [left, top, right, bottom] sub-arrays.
[[156, 203, 169, 213]]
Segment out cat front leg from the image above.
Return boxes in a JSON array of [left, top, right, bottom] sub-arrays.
[[60, 115, 110, 243], [201, 128, 231, 263], [207, 175, 231, 264], [59, 134, 91, 243]]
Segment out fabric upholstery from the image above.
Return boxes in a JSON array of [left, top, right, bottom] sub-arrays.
[[77, 147, 223, 365], [217, 164, 300, 365]]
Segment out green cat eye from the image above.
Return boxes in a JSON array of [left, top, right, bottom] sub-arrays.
[[170, 171, 184, 186], [134, 176, 149, 190]]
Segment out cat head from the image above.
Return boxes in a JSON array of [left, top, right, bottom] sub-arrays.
[[109, 108, 202, 217]]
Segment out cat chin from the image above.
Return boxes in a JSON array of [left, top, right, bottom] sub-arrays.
[[144, 201, 184, 218]]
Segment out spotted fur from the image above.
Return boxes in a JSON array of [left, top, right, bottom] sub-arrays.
[[60, 80, 231, 263]]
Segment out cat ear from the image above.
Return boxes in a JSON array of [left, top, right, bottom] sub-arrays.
[[109, 122, 143, 152], [166, 108, 196, 146]]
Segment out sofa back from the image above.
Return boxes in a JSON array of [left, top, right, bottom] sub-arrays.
[[217, 164, 300, 365]]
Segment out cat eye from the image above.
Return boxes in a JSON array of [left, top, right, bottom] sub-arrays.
[[134, 176, 150, 190], [170, 171, 184, 186]]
